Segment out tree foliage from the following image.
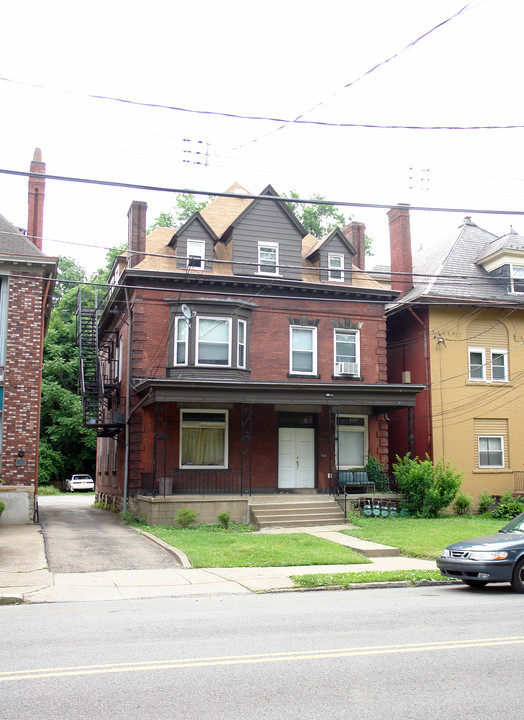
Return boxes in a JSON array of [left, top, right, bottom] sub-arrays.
[[148, 193, 209, 231], [286, 191, 373, 255]]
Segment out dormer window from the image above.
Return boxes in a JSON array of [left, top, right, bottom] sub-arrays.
[[328, 254, 344, 282], [258, 242, 279, 275], [511, 265, 524, 293], [187, 240, 205, 269]]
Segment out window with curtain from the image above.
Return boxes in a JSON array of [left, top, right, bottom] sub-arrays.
[[180, 410, 228, 468], [336, 415, 367, 468]]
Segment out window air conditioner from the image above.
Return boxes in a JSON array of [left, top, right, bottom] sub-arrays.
[[337, 362, 358, 375]]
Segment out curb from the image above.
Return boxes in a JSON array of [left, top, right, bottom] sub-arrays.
[[263, 579, 460, 593], [130, 527, 192, 568]]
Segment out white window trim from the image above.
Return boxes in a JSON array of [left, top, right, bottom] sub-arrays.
[[196, 316, 232, 367], [328, 253, 344, 282], [478, 435, 504, 468], [511, 265, 524, 294], [336, 414, 368, 470], [179, 409, 229, 470], [174, 316, 189, 366], [334, 329, 360, 376], [237, 319, 247, 369], [490, 348, 508, 382], [186, 239, 205, 269], [257, 242, 279, 276], [468, 347, 486, 381], [289, 325, 317, 375]]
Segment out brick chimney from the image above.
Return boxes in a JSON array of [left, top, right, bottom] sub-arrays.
[[127, 201, 147, 268], [343, 221, 365, 271], [27, 148, 45, 250], [388, 204, 413, 294]]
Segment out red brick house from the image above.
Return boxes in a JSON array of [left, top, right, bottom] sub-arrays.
[[0, 150, 57, 524], [81, 186, 422, 523]]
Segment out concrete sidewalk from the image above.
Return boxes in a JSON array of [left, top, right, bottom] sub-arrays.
[[0, 523, 438, 604]]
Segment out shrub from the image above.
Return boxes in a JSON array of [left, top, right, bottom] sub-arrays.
[[453, 492, 472, 515], [365, 456, 389, 492], [0, 500, 4, 517], [217, 511, 231, 529], [492, 497, 524, 519], [477, 490, 495, 514], [175, 508, 199, 528], [392, 453, 463, 518]]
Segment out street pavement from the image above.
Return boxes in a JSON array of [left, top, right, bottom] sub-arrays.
[[0, 494, 438, 603]]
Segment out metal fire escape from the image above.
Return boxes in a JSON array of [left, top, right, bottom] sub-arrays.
[[76, 289, 125, 437]]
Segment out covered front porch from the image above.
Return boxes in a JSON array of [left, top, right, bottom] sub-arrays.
[[130, 378, 423, 503]]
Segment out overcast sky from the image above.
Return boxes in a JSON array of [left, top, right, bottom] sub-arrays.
[[1, 0, 524, 274]]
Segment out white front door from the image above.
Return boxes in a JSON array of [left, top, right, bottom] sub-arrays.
[[278, 428, 315, 489]]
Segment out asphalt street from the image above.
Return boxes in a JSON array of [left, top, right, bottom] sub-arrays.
[[38, 495, 180, 572], [1, 586, 524, 719]]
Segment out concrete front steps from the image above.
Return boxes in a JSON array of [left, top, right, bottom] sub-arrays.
[[249, 499, 346, 529]]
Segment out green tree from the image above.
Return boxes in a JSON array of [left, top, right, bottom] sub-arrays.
[[148, 193, 209, 231], [286, 191, 373, 255], [54, 256, 87, 301]]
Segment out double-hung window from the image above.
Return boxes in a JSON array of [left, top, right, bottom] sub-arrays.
[[196, 317, 231, 366], [180, 410, 228, 468], [187, 240, 205, 269], [478, 436, 504, 468], [334, 329, 359, 376], [328, 254, 344, 282], [258, 242, 279, 275], [512, 265, 524, 293], [290, 326, 316, 375], [468, 347, 508, 382], [491, 349, 508, 381], [174, 317, 188, 365], [237, 320, 246, 369], [336, 415, 368, 469], [468, 348, 485, 381]]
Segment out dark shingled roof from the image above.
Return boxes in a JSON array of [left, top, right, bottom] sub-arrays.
[[391, 217, 521, 307], [0, 212, 47, 258]]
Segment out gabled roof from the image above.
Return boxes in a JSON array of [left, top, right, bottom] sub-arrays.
[[168, 212, 219, 246], [0, 213, 49, 259], [227, 184, 307, 238], [476, 227, 524, 263], [199, 182, 253, 236], [392, 217, 512, 306], [305, 227, 357, 261]]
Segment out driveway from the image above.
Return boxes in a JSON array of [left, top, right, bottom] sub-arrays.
[[37, 495, 180, 573]]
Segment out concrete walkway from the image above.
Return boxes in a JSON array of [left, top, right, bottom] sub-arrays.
[[0, 521, 438, 604]]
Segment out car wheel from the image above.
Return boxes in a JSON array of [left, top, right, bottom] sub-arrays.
[[511, 559, 524, 593], [462, 580, 488, 589]]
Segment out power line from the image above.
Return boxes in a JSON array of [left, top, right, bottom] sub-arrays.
[[3, 167, 524, 218]]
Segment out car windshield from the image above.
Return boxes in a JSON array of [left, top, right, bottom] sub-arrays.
[[502, 515, 524, 533]]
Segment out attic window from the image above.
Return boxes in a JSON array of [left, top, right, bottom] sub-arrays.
[[512, 265, 524, 293], [328, 254, 344, 282], [187, 240, 205, 269], [258, 242, 279, 275]]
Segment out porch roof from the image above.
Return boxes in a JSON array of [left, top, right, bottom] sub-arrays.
[[132, 378, 424, 408]]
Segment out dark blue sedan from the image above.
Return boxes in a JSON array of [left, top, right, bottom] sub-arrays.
[[436, 512, 524, 592]]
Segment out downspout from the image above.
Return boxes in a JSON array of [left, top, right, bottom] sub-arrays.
[[123, 287, 132, 514], [408, 308, 433, 458]]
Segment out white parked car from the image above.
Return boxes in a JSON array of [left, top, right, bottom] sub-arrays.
[[64, 474, 94, 492]]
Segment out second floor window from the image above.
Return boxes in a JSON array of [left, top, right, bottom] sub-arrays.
[[468, 347, 508, 382], [197, 317, 231, 366], [334, 329, 359, 376], [258, 242, 279, 275], [290, 326, 316, 375]]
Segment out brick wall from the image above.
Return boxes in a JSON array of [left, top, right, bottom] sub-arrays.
[[2, 275, 43, 487]]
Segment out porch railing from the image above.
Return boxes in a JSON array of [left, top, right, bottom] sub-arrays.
[[330, 470, 400, 516], [140, 471, 246, 497], [514, 471, 524, 494]]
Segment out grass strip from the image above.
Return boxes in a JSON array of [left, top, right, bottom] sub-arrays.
[[341, 515, 502, 560], [291, 569, 447, 589], [136, 524, 371, 568]]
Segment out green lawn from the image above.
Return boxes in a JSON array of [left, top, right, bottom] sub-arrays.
[[137, 524, 371, 568], [292, 569, 445, 588], [341, 514, 503, 560]]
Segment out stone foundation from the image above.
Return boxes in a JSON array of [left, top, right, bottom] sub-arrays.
[[0, 486, 36, 524], [135, 495, 250, 526]]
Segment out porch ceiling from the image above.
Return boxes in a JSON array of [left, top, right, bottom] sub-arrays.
[[132, 378, 424, 408]]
